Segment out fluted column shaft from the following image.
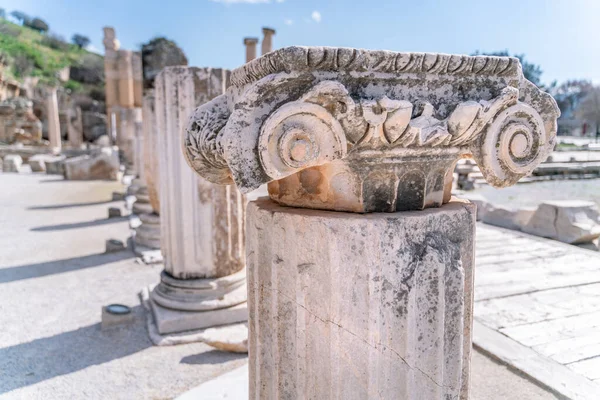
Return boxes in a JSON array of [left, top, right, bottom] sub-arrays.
[[149, 66, 248, 334]]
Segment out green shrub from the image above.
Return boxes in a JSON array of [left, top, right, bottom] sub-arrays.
[[64, 79, 82, 92]]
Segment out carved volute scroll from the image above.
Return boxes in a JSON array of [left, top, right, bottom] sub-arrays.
[[183, 46, 560, 213]]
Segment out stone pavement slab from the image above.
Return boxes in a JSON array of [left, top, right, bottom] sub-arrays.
[[474, 223, 600, 399]]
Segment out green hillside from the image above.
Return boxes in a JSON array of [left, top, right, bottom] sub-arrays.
[[0, 18, 103, 97]]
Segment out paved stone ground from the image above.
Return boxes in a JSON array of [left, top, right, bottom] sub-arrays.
[[475, 224, 600, 397], [0, 172, 566, 399], [0, 173, 245, 400], [471, 178, 600, 209]]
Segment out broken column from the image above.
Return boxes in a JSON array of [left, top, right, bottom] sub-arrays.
[[243, 38, 258, 63], [261, 27, 275, 55], [149, 66, 247, 334], [46, 87, 61, 153], [184, 47, 560, 399]]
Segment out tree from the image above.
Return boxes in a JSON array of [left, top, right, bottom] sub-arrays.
[[577, 86, 600, 140], [25, 17, 49, 33], [10, 10, 30, 25], [472, 50, 544, 88], [71, 34, 90, 49], [551, 80, 593, 118]]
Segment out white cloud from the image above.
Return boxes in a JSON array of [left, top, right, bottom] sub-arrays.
[[311, 11, 322, 23], [284, 19, 293, 25], [210, 0, 270, 4]]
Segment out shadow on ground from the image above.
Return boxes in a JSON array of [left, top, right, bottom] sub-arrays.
[[28, 200, 117, 210], [30, 216, 128, 232], [180, 350, 247, 365], [0, 251, 134, 284], [0, 306, 151, 394]]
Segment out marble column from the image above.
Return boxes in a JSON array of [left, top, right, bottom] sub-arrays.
[[142, 91, 161, 214], [183, 47, 560, 399], [243, 38, 258, 63], [261, 27, 275, 55], [46, 87, 61, 153], [150, 66, 247, 334], [102, 27, 120, 139], [133, 93, 160, 253]]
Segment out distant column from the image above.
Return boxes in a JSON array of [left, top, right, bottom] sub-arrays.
[[243, 38, 258, 63], [46, 87, 61, 153], [132, 52, 144, 108], [117, 50, 135, 109], [261, 27, 275, 55], [102, 27, 120, 138]]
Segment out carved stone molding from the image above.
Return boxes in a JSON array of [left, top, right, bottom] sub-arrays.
[[184, 46, 560, 212]]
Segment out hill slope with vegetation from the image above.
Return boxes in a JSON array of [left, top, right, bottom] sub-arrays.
[[0, 17, 104, 100]]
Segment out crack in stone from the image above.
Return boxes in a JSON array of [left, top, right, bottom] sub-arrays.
[[266, 285, 454, 392]]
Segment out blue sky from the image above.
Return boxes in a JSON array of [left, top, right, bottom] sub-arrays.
[[3, 0, 599, 85]]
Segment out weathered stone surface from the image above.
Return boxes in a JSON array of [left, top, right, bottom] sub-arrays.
[[3, 154, 23, 172], [0, 97, 43, 144], [63, 147, 119, 180], [150, 299, 248, 335], [28, 154, 54, 172], [44, 155, 67, 175], [482, 205, 535, 231], [46, 87, 61, 153], [199, 323, 248, 353], [82, 111, 108, 142], [149, 66, 248, 334], [246, 198, 476, 399], [184, 47, 560, 212], [523, 200, 600, 244], [108, 207, 122, 218], [105, 238, 125, 252], [134, 210, 160, 249], [142, 92, 160, 213]]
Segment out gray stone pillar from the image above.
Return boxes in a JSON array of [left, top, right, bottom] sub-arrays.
[[46, 87, 61, 153], [150, 66, 247, 334], [118, 107, 139, 170], [183, 47, 560, 399], [67, 107, 84, 148], [243, 37, 258, 63], [261, 27, 275, 55]]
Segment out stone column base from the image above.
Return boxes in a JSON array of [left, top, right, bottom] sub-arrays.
[[149, 269, 248, 334], [134, 212, 161, 250], [132, 186, 154, 214], [246, 198, 476, 400]]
